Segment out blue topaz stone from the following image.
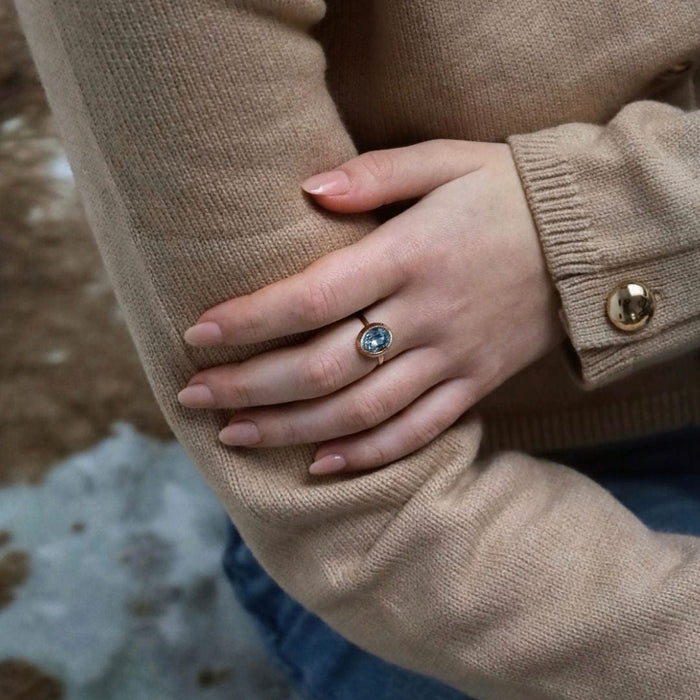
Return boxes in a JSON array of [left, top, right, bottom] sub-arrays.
[[357, 323, 392, 357]]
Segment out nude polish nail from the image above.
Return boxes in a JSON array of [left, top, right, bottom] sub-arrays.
[[183, 321, 222, 346], [301, 170, 350, 195], [219, 421, 261, 446], [309, 454, 347, 475], [177, 384, 214, 408]]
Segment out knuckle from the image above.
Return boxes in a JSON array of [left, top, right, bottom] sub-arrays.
[[454, 377, 480, 412], [238, 307, 266, 340], [300, 278, 339, 327], [393, 236, 428, 281], [224, 380, 254, 408], [411, 415, 446, 447], [471, 357, 503, 399], [357, 440, 391, 469], [300, 349, 345, 394], [428, 137, 452, 155], [357, 149, 395, 185], [346, 393, 390, 430], [432, 346, 464, 380], [278, 417, 304, 446]]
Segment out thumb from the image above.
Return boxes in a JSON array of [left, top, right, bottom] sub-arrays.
[[301, 138, 484, 213]]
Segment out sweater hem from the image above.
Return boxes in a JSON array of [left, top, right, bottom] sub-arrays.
[[478, 385, 700, 458]]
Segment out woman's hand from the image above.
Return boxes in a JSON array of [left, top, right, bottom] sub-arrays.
[[178, 139, 566, 474]]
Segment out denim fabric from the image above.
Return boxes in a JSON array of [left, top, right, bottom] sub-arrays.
[[222, 424, 700, 700]]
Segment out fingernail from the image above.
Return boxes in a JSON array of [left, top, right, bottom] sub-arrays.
[[184, 321, 223, 346], [219, 421, 261, 446], [309, 454, 347, 475], [301, 170, 350, 195], [177, 384, 214, 408]]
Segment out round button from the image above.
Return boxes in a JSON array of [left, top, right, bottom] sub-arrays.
[[606, 282, 655, 331]]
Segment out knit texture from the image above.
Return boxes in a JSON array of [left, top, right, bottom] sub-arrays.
[[14, 1, 700, 698]]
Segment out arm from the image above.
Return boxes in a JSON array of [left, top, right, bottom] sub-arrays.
[[508, 100, 700, 388], [15, 2, 699, 698]]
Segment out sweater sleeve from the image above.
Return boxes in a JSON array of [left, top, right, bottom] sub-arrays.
[[15, 2, 700, 699], [507, 101, 700, 388]]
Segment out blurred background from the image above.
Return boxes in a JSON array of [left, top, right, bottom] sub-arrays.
[[0, 2, 300, 697]]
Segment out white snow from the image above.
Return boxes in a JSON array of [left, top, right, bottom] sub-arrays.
[[47, 153, 74, 182], [0, 423, 300, 700]]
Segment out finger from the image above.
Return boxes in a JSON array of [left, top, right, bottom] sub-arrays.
[[217, 346, 447, 447], [300, 138, 486, 213], [309, 377, 474, 474], [184, 234, 404, 347], [180, 299, 420, 408]]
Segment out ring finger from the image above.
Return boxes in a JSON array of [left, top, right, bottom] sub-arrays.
[[217, 345, 448, 447], [179, 303, 422, 410]]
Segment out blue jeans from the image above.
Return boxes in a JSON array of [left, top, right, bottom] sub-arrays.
[[222, 424, 700, 700]]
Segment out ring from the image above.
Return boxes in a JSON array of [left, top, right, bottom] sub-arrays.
[[355, 314, 393, 366]]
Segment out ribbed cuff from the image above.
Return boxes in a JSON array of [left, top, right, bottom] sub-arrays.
[[506, 130, 700, 387]]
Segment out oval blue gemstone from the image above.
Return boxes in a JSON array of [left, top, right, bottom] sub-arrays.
[[360, 325, 392, 354]]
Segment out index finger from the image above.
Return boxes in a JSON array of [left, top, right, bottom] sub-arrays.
[[183, 236, 403, 347]]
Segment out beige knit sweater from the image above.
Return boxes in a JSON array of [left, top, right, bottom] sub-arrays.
[[15, 1, 700, 698]]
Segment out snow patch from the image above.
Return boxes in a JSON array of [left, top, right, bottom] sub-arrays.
[[0, 424, 299, 699], [1, 116, 24, 134]]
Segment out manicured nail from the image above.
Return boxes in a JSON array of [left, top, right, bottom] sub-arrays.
[[301, 170, 350, 195], [184, 321, 223, 346], [309, 454, 347, 475], [219, 421, 261, 446], [177, 384, 214, 408]]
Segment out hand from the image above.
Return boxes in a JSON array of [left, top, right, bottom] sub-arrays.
[[178, 139, 566, 474]]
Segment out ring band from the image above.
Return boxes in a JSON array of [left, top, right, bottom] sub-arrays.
[[355, 314, 393, 366]]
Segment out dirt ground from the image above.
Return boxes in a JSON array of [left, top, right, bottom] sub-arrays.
[[0, 0, 171, 489]]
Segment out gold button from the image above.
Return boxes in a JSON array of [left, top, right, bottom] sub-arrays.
[[606, 282, 655, 331]]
